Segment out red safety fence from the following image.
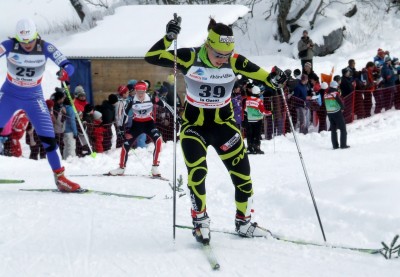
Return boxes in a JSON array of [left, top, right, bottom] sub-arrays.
[[2, 84, 399, 158]]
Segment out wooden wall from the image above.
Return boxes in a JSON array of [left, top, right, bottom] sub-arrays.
[[90, 58, 185, 105]]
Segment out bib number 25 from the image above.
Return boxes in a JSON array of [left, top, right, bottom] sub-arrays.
[[16, 67, 36, 77]]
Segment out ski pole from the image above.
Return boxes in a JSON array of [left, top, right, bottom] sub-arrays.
[[168, 13, 182, 240], [279, 86, 327, 242], [61, 81, 97, 158]]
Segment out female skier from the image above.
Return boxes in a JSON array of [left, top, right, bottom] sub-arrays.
[[145, 16, 287, 242], [0, 19, 81, 192]]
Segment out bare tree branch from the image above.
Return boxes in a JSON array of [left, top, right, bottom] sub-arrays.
[[287, 0, 312, 24], [309, 0, 324, 29]]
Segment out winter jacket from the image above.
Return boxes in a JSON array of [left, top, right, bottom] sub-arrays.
[[293, 82, 308, 107], [324, 88, 344, 114], [98, 100, 116, 125], [381, 63, 396, 87], [245, 96, 270, 122], [64, 105, 77, 136], [340, 76, 354, 97], [297, 37, 314, 60]]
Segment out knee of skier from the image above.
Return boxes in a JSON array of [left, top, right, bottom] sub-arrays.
[[39, 136, 58, 152]]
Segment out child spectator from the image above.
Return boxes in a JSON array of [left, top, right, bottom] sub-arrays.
[[324, 81, 349, 149], [245, 85, 271, 154], [92, 110, 105, 153], [73, 85, 88, 113]]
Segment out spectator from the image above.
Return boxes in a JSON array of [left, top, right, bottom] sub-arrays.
[[373, 48, 388, 67], [8, 110, 29, 157], [115, 85, 130, 148], [302, 62, 319, 96], [63, 95, 77, 159], [92, 111, 105, 153], [73, 85, 88, 113], [360, 61, 376, 117], [52, 88, 66, 154], [293, 74, 309, 134], [340, 67, 354, 98], [76, 104, 94, 157], [324, 81, 349, 149], [381, 55, 397, 110], [26, 99, 54, 160], [298, 30, 315, 69], [245, 86, 271, 154], [98, 94, 118, 151], [231, 82, 243, 130]]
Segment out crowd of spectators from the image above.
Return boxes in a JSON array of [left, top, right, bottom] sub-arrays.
[[1, 48, 399, 158]]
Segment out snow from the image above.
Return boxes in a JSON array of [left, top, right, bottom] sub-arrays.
[[1, 1, 400, 276]]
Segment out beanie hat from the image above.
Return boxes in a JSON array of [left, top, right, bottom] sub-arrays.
[[127, 79, 137, 86], [45, 99, 54, 109], [320, 82, 328, 90], [108, 94, 118, 104], [53, 91, 65, 102], [93, 110, 102, 120], [330, 80, 339, 89], [333, 75, 341, 82], [74, 85, 85, 97], [135, 81, 148, 91], [207, 29, 235, 52], [84, 104, 94, 114], [117, 85, 129, 95], [301, 74, 308, 82], [252, 86, 261, 95], [304, 62, 312, 68]]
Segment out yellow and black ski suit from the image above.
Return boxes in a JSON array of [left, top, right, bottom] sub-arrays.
[[145, 36, 275, 217]]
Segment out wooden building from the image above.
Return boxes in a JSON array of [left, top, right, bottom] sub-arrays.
[[57, 5, 249, 105]]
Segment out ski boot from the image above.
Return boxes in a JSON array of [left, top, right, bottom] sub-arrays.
[[151, 165, 161, 177], [53, 167, 81, 192], [108, 167, 125, 176], [254, 145, 265, 154], [235, 214, 269, 238], [247, 144, 255, 154], [192, 209, 211, 243]]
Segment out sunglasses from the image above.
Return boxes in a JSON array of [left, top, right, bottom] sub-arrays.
[[208, 46, 233, 59], [19, 39, 36, 45]]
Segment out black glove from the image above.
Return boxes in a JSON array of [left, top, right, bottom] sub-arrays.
[[166, 15, 181, 40], [270, 66, 287, 87]]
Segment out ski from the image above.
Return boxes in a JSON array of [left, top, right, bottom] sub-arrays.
[[175, 225, 398, 258], [70, 173, 169, 182], [0, 179, 25, 184], [19, 188, 155, 199], [202, 242, 220, 270]]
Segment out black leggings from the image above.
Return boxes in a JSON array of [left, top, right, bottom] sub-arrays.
[[180, 120, 253, 217]]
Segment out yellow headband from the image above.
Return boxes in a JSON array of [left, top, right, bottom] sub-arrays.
[[207, 29, 235, 52]]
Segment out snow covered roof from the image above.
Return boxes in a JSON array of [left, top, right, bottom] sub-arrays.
[[57, 5, 249, 59]]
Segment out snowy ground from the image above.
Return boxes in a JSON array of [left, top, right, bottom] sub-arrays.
[[1, 109, 399, 276]]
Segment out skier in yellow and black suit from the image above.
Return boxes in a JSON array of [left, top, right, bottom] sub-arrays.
[[145, 17, 287, 243]]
